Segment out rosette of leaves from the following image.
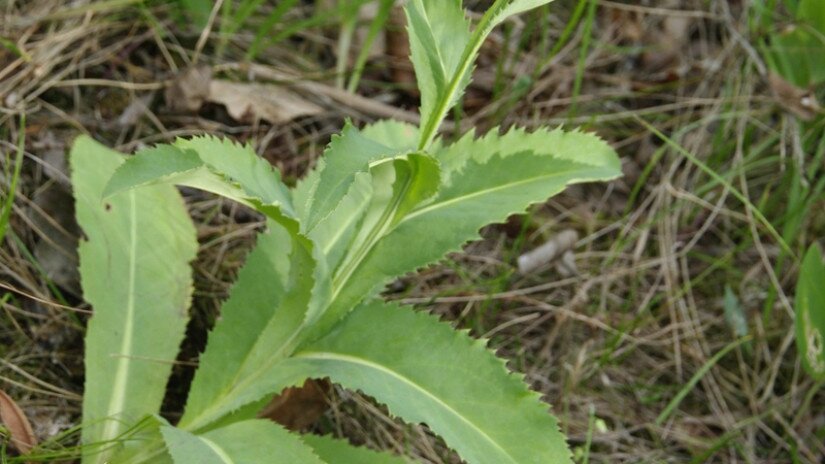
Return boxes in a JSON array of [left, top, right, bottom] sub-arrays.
[[71, 1, 621, 463]]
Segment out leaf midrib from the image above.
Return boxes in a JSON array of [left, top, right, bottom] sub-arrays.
[[294, 350, 516, 463], [98, 190, 137, 455], [201, 436, 234, 464], [401, 165, 603, 223]]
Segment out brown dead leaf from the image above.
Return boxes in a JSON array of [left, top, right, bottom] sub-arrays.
[[258, 379, 330, 431], [0, 390, 37, 455], [165, 66, 323, 124], [165, 65, 212, 112], [769, 72, 822, 121], [208, 80, 323, 124]]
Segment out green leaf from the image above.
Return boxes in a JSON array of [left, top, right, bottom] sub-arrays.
[[438, 126, 620, 179], [297, 121, 425, 273], [404, 0, 470, 128], [179, 225, 321, 432], [301, 434, 411, 464], [176, 136, 295, 215], [325, 128, 619, 332], [107, 415, 174, 464], [104, 136, 298, 229], [293, 124, 398, 231], [491, 0, 553, 27], [795, 244, 825, 381], [412, 0, 555, 149], [180, 223, 292, 428], [310, 172, 373, 272], [312, 153, 440, 338], [797, 0, 825, 33], [360, 120, 420, 151], [162, 426, 227, 464], [72, 136, 198, 463], [289, 302, 572, 464], [98, 136, 332, 433], [163, 421, 324, 464], [101, 144, 202, 196]]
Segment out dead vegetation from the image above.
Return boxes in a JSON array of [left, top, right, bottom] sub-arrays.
[[1, 0, 823, 462]]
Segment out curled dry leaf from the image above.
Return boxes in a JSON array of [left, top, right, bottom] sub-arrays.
[[769, 72, 822, 121], [0, 389, 37, 455], [208, 80, 323, 124], [165, 65, 212, 112], [165, 65, 323, 124]]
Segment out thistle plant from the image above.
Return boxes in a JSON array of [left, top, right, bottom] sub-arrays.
[[70, 1, 621, 463]]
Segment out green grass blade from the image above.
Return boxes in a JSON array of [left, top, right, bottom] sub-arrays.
[[346, 0, 394, 93], [0, 114, 25, 244], [655, 337, 751, 426], [637, 117, 793, 257], [72, 136, 198, 463], [177, 0, 212, 28]]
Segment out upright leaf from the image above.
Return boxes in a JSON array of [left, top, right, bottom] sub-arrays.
[[72, 136, 198, 463], [404, 0, 470, 127], [289, 302, 572, 464], [312, 153, 440, 337], [293, 124, 398, 231], [325, 129, 620, 332], [162, 421, 324, 464], [407, 0, 552, 150], [309, 172, 373, 272], [179, 227, 319, 432], [181, 223, 292, 427], [795, 244, 825, 380]]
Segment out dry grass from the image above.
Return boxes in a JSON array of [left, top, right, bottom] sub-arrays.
[[1, 0, 824, 462]]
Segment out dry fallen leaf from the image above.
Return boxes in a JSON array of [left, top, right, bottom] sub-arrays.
[[165, 65, 212, 112], [769, 72, 822, 121], [258, 379, 330, 431], [208, 80, 323, 124], [0, 389, 37, 455], [165, 66, 323, 124]]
